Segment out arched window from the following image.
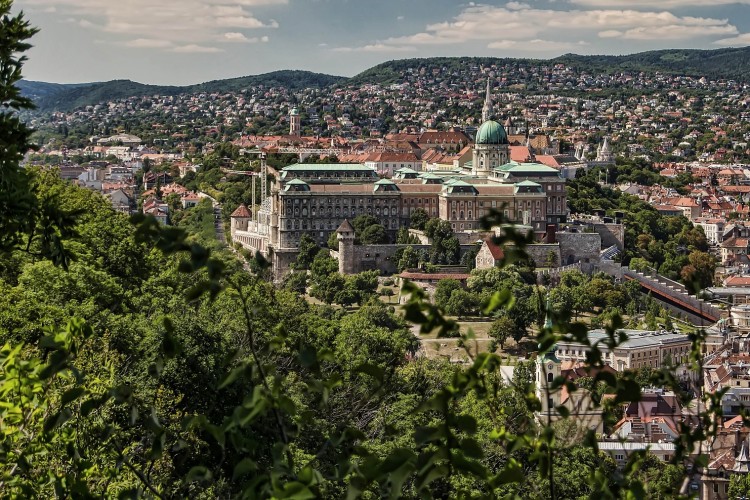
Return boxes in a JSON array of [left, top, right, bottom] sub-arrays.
[[547, 372, 553, 383]]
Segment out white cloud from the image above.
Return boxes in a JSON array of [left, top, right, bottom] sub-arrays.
[[598, 30, 622, 38], [171, 44, 223, 53], [23, 0, 283, 52], [715, 33, 750, 46], [487, 39, 589, 51], [124, 38, 174, 48], [215, 16, 278, 29], [333, 43, 417, 53], [506, 2, 530, 10], [221, 32, 269, 43], [611, 24, 737, 40], [223, 32, 250, 42], [357, 4, 738, 51], [571, 0, 750, 6]]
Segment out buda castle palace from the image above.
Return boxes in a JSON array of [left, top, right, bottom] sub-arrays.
[[231, 83, 569, 278]]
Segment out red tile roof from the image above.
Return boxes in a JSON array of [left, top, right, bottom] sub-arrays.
[[724, 276, 750, 287], [484, 239, 505, 260], [230, 204, 251, 217]]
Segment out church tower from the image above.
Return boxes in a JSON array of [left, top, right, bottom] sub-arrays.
[[481, 78, 493, 122], [596, 136, 613, 163], [289, 107, 301, 137], [472, 80, 509, 178], [536, 303, 562, 415]]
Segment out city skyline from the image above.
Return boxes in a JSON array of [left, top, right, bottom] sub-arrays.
[[16, 0, 750, 85]]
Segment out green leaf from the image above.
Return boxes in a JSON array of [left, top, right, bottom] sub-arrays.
[[483, 289, 515, 315], [44, 408, 72, 433], [218, 364, 247, 389], [118, 488, 140, 499], [452, 454, 486, 478], [490, 458, 524, 486], [233, 458, 257, 479], [460, 438, 484, 459], [161, 331, 181, 359], [378, 448, 416, 475], [185, 466, 212, 483], [149, 431, 166, 460], [80, 395, 110, 417], [277, 482, 315, 500], [414, 426, 440, 445], [454, 414, 478, 434], [298, 347, 318, 369], [145, 407, 162, 431], [61, 387, 85, 406], [355, 363, 384, 382]]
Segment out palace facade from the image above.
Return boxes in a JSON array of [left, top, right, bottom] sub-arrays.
[[231, 87, 569, 277]]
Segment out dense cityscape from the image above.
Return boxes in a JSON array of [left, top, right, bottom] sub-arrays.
[[8, 0, 750, 497]]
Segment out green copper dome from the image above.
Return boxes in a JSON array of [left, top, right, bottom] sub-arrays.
[[475, 120, 508, 145]]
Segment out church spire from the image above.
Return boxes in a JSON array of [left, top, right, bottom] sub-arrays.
[[735, 439, 750, 473], [481, 77, 493, 122]]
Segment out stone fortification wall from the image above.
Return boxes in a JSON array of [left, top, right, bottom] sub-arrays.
[[556, 232, 602, 265], [525, 244, 561, 268], [591, 223, 625, 250], [339, 244, 477, 275], [522, 232, 601, 268]]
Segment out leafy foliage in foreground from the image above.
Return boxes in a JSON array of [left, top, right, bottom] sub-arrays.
[[0, 6, 729, 497], [0, 176, 723, 497]]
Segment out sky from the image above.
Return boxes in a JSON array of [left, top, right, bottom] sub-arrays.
[[14, 0, 750, 85]]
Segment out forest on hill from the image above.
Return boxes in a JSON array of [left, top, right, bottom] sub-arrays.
[[22, 70, 346, 112], [22, 46, 750, 112]]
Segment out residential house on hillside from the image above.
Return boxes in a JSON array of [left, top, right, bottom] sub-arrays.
[[107, 189, 133, 214], [143, 197, 169, 225], [721, 237, 750, 265]]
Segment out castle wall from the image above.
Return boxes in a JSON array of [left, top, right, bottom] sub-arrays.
[[272, 249, 299, 280], [556, 232, 602, 265], [591, 223, 625, 250], [337, 244, 478, 275], [525, 244, 561, 268]]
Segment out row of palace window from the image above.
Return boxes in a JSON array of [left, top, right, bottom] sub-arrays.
[[285, 206, 403, 218], [283, 196, 563, 214], [284, 218, 400, 231], [284, 197, 399, 208]]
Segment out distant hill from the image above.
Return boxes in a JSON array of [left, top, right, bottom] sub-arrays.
[[551, 47, 750, 81], [350, 47, 750, 85], [349, 56, 540, 86], [24, 70, 347, 112], [23, 47, 750, 112], [17, 80, 92, 101]]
